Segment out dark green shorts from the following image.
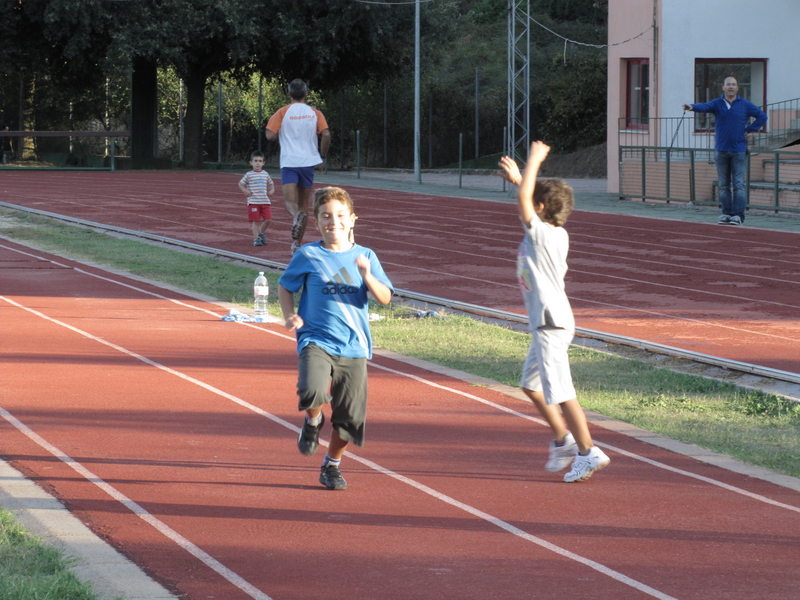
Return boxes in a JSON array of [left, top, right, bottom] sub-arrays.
[[297, 344, 368, 446]]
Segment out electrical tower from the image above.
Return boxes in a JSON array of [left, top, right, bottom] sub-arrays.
[[507, 0, 530, 163]]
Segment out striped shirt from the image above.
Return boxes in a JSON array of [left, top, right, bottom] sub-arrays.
[[239, 170, 273, 204]]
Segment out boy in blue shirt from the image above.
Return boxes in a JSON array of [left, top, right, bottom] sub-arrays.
[[278, 186, 393, 490]]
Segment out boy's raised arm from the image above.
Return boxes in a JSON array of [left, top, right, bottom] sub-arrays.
[[517, 141, 550, 224]]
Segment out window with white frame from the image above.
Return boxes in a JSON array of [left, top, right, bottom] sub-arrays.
[[693, 59, 767, 131]]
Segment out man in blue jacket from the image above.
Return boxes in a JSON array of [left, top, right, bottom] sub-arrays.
[[683, 77, 767, 225]]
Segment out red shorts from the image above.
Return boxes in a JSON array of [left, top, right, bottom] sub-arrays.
[[248, 204, 272, 222]]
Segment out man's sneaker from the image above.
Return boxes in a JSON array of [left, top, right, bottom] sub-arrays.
[[258, 232, 268, 245], [545, 432, 578, 472], [253, 237, 264, 246], [718, 214, 731, 224], [319, 463, 347, 490], [291, 211, 307, 241], [728, 215, 742, 226], [297, 413, 324, 456], [564, 446, 610, 482], [291, 241, 301, 254]]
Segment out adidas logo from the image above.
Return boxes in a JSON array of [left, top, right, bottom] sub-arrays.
[[322, 267, 359, 295]]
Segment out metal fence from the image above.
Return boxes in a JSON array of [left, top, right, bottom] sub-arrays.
[[619, 146, 800, 212], [618, 97, 800, 153]]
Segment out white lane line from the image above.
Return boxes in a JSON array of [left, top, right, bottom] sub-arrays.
[[363, 363, 800, 515], [3, 243, 798, 506], [0, 405, 274, 600], [0, 295, 677, 600], [571, 295, 800, 344], [570, 269, 800, 311]]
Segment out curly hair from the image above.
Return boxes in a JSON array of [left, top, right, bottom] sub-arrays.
[[533, 179, 574, 227]]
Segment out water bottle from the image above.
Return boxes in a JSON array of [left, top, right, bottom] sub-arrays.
[[254, 272, 269, 319]]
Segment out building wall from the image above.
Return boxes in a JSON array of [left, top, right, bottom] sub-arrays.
[[607, 0, 659, 192], [607, 0, 800, 193]]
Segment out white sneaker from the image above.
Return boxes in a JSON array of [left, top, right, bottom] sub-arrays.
[[564, 446, 610, 482], [545, 433, 578, 472]]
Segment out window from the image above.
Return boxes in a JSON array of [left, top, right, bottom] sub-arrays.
[[626, 59, 650, 129], [693, 59, 767, 131]]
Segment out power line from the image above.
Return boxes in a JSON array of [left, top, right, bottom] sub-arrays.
[[529, 14, 653, 49]]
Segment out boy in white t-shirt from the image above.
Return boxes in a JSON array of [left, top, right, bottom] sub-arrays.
[[266, 79, 331, 253], [498, 141, 610, 483], [238, 151, 275, 247]]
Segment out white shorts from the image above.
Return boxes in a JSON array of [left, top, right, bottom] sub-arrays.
[[520, 326, 576, 405]]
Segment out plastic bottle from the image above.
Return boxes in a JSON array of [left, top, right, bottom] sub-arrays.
[[254, 272, 269, 319]]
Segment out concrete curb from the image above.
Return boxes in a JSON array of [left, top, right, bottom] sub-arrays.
[[0, 460, 177, 600]]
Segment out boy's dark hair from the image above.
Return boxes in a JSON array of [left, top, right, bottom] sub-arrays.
[[533, 179, 574, 227], [288, 79, 308, 100], [250, 150, 264, 160], [313, 187, 354, 218]]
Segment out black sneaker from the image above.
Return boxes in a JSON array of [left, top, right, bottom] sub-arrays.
[[297, 413, 324, 456], [291, 211, 307, 241], [258, 232, 268, 245], [319, 463, 347, 490], [253, 237, 264, 246]]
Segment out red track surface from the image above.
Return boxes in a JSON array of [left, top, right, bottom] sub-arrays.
[[2, 170, 800, 375], [2, 239, 800, 600]]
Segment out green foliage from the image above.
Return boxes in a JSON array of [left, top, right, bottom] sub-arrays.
[[539, 52, 607, 152], [0, 0, 610, 169]]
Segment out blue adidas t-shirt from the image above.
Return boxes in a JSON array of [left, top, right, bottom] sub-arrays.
[[279, 242, 393, 359]]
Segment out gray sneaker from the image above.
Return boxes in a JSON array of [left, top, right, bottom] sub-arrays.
[[258, 232, 268, 245], [291, 211, 307, 241], [718, 214, 731, 224], [297, 413, 324, 456], [728, 215, 742, 226], [564, 446, 610, 482], [319, 463, 347, 490]]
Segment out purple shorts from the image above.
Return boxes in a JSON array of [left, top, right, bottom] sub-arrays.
[[280, 166, 315, 188]]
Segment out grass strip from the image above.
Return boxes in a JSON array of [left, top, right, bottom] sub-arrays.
[[0, 508, 100, 600], [2, 208, 799, 479]]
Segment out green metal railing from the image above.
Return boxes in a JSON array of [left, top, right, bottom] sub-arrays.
[[619, 146, 800, 213]]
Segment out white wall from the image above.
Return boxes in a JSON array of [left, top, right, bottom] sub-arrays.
[[661, 0, 800, 119], [607, 0, 800, 192]]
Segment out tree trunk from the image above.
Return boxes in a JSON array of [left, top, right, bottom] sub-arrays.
[[183, 72, 207, 169], [18, 74, 36, 160], [130, 57, 158, 167]]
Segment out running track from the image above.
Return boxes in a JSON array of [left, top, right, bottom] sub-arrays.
[[2, 238, 799, 600], [2, 170, 800, 375]]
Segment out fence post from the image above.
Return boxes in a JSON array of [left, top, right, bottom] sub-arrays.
[[502, 126, 507, 192], [217, 82, 223, 164], [356, 130, 361, 179], [665, 147, 671, 202], [774, 150, 780, 211], [641, 147, 646, 201], [110, 137, 116, 172], [689, 150, 696, 205], [458, 133, 463, 189], [618, 144, 623, 200], [257, 78, 263, 153]]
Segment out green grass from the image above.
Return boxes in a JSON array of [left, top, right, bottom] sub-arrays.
[[2, 207, 799, 480], [0, 508, 100, 600]]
